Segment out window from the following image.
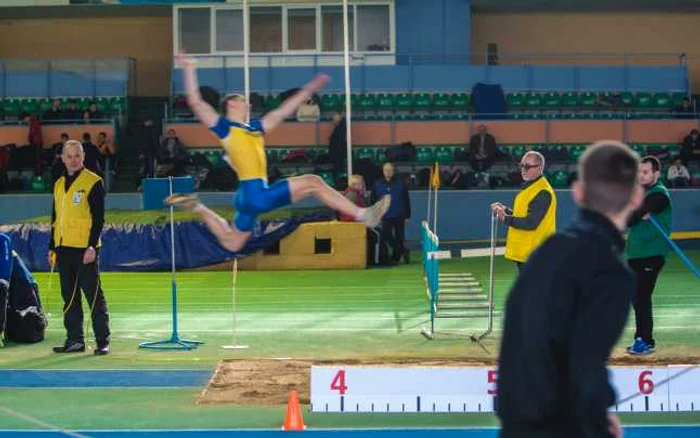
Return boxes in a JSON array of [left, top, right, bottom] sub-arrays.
[[288, 8, 317, 51], [357, 5, 390, 52], [250, 7, 282, 53], [321, 5, 354, 52], [216, 9, 243, 52], [178, 8, 211, 54]]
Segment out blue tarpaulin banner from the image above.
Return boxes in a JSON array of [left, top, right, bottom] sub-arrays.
[[0, 213, 332, 272]]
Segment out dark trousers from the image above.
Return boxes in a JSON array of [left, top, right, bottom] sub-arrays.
[[56, 248, 110, 345], [381, 218, 407, 263], [470, 155, 495, 172], [628, 256, 666, 346], [500, 422, 566, 438]]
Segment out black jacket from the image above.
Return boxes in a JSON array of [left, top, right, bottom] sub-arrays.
[[497, 210, 634, 438]]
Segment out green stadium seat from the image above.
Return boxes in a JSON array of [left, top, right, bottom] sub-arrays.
[[434, 146, 453, 163], [359, 93, 377, 112], [354, 148, 376, 162], [509, 145, 526, 160], [265, 149, 278, 164], [38, 98, 52, 114], [317, 171, 335, 188], [450, 93, 470, 110], [415, 147, 434, 163], [524, 93, 542, 109], [561, 92, 579, 108], [653, 93, 672, 108], [59, 97, 71, 107], [551, 170, 570, 188], [579, 92, 597, 109], [376, 148, 387, 163], [631, 144, 647, 156], [205, 150, 225, 168], [569, 144, 587, 162], [20, 98, 38, 116], [395, 93, 413, 111], [413, 93, 431, 111], [29, 176, 47, 192], [620, 92, 634, 107], [94, 97, 110, 113], [264, 95, 281, 111], [2, 98, 21, 118], [542, 92, 560, 109], [453, 147, 468, 162], [376, 93, 395, 111], [432, 93, 450, 111], [76, 97, 90, 111], [671, 92, 688, 107], [506, 93, 525, 109], [414, 113, 436, 121], [635, 92, 652, 109], [110, 97, 126, 114], [320, 94, 341, 112], [666, 143, 682, 157], [340, 94, 361, 109]]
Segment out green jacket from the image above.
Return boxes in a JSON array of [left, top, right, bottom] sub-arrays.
[[626, 182, 672, 260]]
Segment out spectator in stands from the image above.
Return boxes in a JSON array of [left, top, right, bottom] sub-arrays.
[[667, 158, 691, 188], [155, 129, 187, 177], [23, 114, 44, 176], [81, 133, 102, 176], [468, 124, 498, 172], [96, 132, 116, 174], [51, 133, 69, 183], [681, 129, 700, 164], [339, 175, 383, 266], [296, 98, 320, 123], [43, 99, 63, 121], [491, 151, 556, 271], [673, 97, 694, 118], [138, 119, 159, 186], [448, 168, 469, 189], [328, 112, 347, 174], [63, 100, 82, 121], [372, 163, 411, 265], [83, 103, 103, 123]]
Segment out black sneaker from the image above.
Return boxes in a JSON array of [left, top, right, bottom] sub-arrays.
[[53, 340, 85, 353], [94, 344, 110, 356]]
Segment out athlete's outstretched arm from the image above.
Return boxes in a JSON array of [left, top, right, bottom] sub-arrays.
[[177, 53, 219, 128], [261, 73, 330, 133]]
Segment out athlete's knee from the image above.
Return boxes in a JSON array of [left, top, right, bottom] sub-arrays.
[[305, 174, 325, 191]]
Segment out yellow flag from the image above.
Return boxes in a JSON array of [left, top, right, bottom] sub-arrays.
[[430, 162, 440, 189]]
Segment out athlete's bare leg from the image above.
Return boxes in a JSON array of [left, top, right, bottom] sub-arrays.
[[287, 174, 390, 228], [165, 195, 250, 252]]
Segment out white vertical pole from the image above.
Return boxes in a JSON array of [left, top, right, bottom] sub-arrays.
[[433, 180, 438, 233], [426, 168, 433, 227], [343, 0, 353, 182], [243, 0, 251, 124]]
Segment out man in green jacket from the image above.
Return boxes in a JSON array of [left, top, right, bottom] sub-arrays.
[[626, 156, 673, 355]]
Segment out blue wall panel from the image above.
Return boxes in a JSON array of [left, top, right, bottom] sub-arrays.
[[530, 66, 576, 91], [578, 66, 626, 91]]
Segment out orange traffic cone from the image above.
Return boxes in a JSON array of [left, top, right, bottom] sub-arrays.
[[282, 389, 306, 431]]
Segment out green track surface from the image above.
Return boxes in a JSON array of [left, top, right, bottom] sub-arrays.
[[0, 251, 698, 430]]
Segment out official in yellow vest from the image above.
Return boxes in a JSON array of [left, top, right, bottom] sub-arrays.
[[48, 140, 110, 355], [491, 151, 557, 270]]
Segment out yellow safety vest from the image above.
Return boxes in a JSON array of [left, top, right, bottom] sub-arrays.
[[53, 169, 103, 249], [504, 177, 557, 263]]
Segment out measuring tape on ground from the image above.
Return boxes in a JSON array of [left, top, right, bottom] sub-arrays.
[[310, 366, 700, 413]]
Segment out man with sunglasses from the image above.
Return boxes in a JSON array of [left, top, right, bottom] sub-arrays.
[[491, 151, 557, 271]]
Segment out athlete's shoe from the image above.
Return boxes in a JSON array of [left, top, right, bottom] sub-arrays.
[[164, 194, 200, 210], [362, 195, 391, 228], [52, 340, 86, 353], [627, 337, 655, 355]]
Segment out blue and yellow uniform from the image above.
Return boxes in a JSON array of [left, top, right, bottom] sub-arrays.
[[210, 117, 292, 232]]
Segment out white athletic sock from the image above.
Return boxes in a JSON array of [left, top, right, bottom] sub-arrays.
[[356, 208, 368, 221]]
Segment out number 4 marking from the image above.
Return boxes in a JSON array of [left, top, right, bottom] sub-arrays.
[[331, 370, 348, 395]]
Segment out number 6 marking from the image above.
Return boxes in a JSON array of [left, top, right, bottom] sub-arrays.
[[638, 370, 654, 395]]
